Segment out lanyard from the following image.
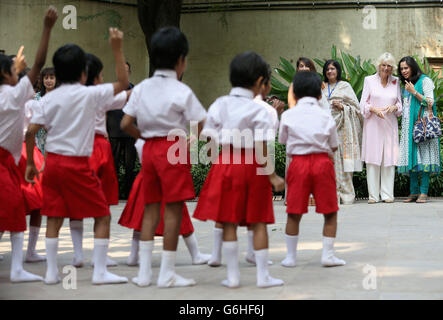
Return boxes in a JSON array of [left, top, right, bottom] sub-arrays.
[[328, 82, 338, 99]]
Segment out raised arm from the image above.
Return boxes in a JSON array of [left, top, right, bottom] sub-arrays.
[[27, 6, 58, 85], [109, 28, 129, 95]]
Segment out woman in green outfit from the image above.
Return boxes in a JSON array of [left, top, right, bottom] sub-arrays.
[[398, 56, 440, 203]]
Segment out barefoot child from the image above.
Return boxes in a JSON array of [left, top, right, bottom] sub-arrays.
[[279, 71, 346, 268], [69, 53, 130, 268], [120, 27, 206, 287], [118, 139, 210, 266], [0, 6, 57, 282], [25, 28, 129, 285], [193, 51, 285, 288]]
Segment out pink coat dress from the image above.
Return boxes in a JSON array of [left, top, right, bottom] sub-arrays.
[[360, 74, 402, 167]]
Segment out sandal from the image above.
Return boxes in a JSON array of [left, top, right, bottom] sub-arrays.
[[416, 194, 428, 203], [403, 194, 419, 203]]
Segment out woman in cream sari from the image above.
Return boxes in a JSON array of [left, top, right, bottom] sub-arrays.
[[322, 60, 363, 204]]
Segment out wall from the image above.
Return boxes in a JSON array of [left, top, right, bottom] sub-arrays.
[[1, 0, 441, 107]]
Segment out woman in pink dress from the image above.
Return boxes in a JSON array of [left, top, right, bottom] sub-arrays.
[[360, 53, 402, 203]]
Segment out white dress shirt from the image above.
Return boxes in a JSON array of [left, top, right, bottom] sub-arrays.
[[279, 97, 338, 155], [0, 76, 35, 163], [123, 69, 206, 138], [31, 83, 115, 157], [201, 87, 273, 148], [95, 90, 127, 136]]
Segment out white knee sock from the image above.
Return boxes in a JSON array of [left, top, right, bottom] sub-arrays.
[[255, 249, 284, 288], [69, 220, 84, 267], [184, 233, 210, 265], [25, 226, 45, 262], [45, 237, 60, 284], [221, 241, 240, 288], [132, 240, 153, 286], [0, 232, 4, 261], [208, 227, 223, 267], [127, 231, 140, 266], [321, 236, 346, 267], [10, 232, 43, 282], [157, 250, 196, 288], [92, 238, 128, 285], [281, 234, 299, 267], [245, 230, 273, 265]]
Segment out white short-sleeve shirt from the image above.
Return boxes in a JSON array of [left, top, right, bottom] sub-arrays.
[[31, 83, 115, 157], [123, 69, 206, 138], [0, 76, 35, 164], [279, 97, 338, 155], [201, 87, 273, 148], [95, 90, 127, 136]]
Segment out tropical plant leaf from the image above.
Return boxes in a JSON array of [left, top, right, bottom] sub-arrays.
[[274, 67, 294, 84], [279, 57, 296, 76]]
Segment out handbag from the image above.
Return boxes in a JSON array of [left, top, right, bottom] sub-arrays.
[[413, 100, 441, 144]]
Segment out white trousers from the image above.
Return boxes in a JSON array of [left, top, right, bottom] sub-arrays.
[[366, 164, 395, 202]]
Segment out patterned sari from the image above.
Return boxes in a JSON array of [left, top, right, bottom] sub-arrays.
[[322, 81, 363, 204]]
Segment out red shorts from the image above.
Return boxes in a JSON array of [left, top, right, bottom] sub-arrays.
[[142, 137, 195, 204], [118, 173, 194, 235], [41, 153, 110, 219], [193, 148, 274, 225], [89, 134, 119, 205], [286, 153, 338, 215], [0, 147, 26, 232], [18, 142, 44, 214]]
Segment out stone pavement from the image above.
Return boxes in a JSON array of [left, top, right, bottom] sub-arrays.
[[1, 199, 443, 300]]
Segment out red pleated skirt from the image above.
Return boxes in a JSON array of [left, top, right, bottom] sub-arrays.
[[0, 147, 26, 232], [193, 147, 274, 225], [18, 142, 44, 214], [89, 134, 119, 205], [118, 172, 194, 235]]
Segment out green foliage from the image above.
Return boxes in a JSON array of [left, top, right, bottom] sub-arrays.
[[78, 10, 122, 40]]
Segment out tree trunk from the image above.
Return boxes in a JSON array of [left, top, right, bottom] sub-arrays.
[[137, 0, 182, 77]]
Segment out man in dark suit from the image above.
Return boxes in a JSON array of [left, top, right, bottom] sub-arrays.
[[106, 61, 137, 199]]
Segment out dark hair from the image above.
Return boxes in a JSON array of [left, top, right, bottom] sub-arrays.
[[53, 44, 87, 84], [292, 71, 322, 99], [323, 60, 342, 83], [398, 56, 423, 85], [296, 57, 317, 72], [40, 67, 57, 96], [85, 53, 103, 86], [229, 51, 269, 88], [151, 27, 189, 70], [0, 54, 13, 84]]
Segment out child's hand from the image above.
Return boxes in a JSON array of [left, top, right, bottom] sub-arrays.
[[44, 6, 58, 30], [25, 164, 39, 185], [109, 28, 124, 51], [14, 46, 27, 74], [270, 173, 285, 192]]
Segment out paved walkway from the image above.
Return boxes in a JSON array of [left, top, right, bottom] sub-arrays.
[[1, 199, 443, 300]]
